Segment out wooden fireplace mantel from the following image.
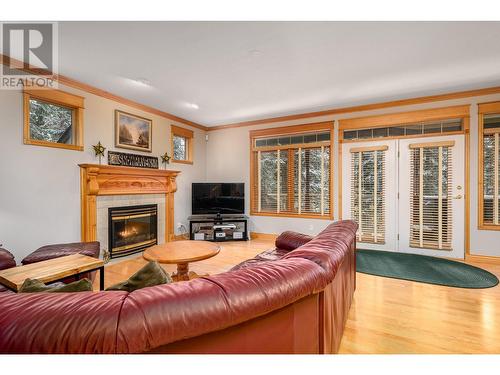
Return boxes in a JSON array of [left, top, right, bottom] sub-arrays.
[[79, 164, 180, 243]]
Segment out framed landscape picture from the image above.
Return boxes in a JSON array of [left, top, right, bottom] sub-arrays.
[[115, 110, 152, 152]]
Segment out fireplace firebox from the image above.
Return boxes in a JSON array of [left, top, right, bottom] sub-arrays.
[[108, 204, 158, 259]]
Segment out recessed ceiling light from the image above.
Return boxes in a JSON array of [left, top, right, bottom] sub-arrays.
[[132, 77, 152, 87], [248, 49, 262, 57], [186, 102, 199, 110]]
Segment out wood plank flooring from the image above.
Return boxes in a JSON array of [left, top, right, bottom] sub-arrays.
[[94, 240, 500, 354], [340, 259, 500, 354], [97, 239, 271, 289]]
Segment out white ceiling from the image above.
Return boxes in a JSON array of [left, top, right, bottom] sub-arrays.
[[58, 22, 500, 126]]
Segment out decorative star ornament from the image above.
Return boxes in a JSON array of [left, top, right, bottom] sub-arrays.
[[161, 152, 171, 166], [92, 141, 106, 164]]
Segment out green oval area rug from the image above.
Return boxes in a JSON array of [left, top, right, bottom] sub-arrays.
[[356, 249, 499, 289]]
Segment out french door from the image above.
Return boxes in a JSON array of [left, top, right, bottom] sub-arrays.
[[342, 140, 398, 251], [342, 134, 465, 259], [398, 135, 465, 258]]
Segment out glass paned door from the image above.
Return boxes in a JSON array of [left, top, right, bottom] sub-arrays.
[[398, 135, 465, 258], [342, 140, 398, 251]]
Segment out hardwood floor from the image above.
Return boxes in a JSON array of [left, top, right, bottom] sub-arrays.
[[340, 259, 500, 354], [95, 240, 500, 354], [97, 239, 271, 289]]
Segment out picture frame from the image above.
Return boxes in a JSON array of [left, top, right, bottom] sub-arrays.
[[114, 110, 152, 152]]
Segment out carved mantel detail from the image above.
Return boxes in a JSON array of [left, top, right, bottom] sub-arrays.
[[79, 164, 180, 243]]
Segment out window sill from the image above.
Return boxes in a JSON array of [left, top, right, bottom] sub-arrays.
[[172, 159, 193, 165], [250, 211, 333, 220], [24, 139, 84, 151], [478, 224, 500, 231]]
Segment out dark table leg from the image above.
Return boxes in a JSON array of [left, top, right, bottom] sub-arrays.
[[99, 266, 105, 290]]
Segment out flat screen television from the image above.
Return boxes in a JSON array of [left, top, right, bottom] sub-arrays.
[[192, 183, 245, 215]]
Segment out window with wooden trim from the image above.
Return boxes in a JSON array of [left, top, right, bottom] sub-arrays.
[[343, 118, 463, 141], [250, 123, 333, 219], [171, 125, 194, 164], [339, 105, 469, 144], [479, 102, 500, 229], [23, 89, 85, 151], [409, 142, 453, 250], [350, 146, 387, 244]]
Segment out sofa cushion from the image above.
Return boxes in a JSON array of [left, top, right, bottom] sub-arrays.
[[106, 261, 172, 292], [230, 258, 268, 271], [275, 231, 313, 251], [229, 248, 290, 271], [230, 228, 334, 272], [22, 241, 100, 265], [255, 248, 290, 261], [0, 248, 16, 271], [19, 278, 93, 293]]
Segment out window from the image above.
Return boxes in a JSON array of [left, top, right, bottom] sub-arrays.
[[250, 123, 333, 219], [23, 89, 84, 151], [339, 106, 469, 144], [343, 118, 463, 141], [479, 102, 500, 229], [350, 146, 387, 244], [171, 125, 194, 164]]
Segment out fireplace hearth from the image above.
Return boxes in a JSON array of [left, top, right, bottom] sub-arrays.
[[108, 204, 158, 259]]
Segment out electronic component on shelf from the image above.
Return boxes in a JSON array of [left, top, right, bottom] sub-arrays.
[[213, 224, 236, 230], [188, 215, 248, 242], [194, 233, 205, 240]]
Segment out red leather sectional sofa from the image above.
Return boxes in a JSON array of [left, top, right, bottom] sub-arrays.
[[0, 220, 357, 354]]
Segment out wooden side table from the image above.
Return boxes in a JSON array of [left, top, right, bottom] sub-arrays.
[[0, 254, 104, 292], [143, 240, 220, 281]]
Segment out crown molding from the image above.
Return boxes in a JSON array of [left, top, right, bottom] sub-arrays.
[[5, 53, 500, 133], [0, 54, 208, 132], [207, 86, 500, 131], [338, 104, 470, 130]]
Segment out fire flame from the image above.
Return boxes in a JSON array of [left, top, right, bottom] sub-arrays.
[[119, 226, 139, 238]]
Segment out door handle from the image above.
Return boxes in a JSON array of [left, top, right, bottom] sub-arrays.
[[452, 194, 463, 200]]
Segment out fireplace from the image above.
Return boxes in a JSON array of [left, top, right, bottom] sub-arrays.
[[108, 204, 158, 259]]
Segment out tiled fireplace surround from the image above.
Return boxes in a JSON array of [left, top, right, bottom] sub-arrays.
[[79, 164, 179, 260], [96, 194, 166, 257]]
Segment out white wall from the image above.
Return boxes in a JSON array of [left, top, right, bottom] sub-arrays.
[[2, 80, 500, 260], [206, 92, 500, 258], [0, 85, 206, 261]]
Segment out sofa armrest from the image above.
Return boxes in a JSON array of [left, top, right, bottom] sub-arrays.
[[20, 241, 101, 284], [21, 241, 100, 265], [275, 231, 313, 251], [0, 248, 16, 270]]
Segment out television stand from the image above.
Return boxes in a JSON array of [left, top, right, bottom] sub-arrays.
[[188, 215, 248, 242]]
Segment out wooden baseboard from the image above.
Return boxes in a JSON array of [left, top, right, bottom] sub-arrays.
[[465, 254, 500, 264], [250, 232, 278, 240], [174, 233, 273, 241]]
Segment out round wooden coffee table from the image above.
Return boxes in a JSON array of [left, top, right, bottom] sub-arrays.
[[143, 240, 220, 281]]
